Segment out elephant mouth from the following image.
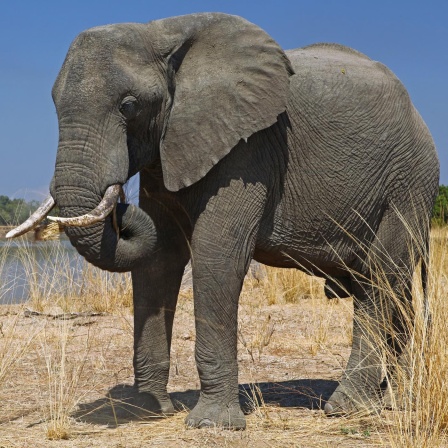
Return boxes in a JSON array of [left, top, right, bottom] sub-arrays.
[[6, 183, 124, 239]]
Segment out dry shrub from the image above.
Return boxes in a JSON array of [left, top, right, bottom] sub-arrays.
[[77, 262, 133, 312]]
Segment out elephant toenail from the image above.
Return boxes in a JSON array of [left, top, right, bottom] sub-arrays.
[[324, 402, 334, 415], [198, 418, 214, 428]]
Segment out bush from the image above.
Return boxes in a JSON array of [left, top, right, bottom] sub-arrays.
[[432, 185, 448, 226], [0, 195, 39, 226]]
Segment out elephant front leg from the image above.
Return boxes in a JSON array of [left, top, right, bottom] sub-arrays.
[[117, 255, 188, 418], [184, 176, 264, 429], [185, 255, 248, 429]]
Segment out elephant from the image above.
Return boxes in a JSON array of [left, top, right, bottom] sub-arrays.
[[8, 13, 439, 429]]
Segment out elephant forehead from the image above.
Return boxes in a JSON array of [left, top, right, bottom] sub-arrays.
[[52, 23, 159, 103], [70, 23, 154, 63]]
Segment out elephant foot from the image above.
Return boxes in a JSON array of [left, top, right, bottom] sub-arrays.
[[110, 387, 174, 420], [324, 385, 380, 416], [382, 384, 396, 410], [382, 380, 406, 410], [185, 395, 246, 430]]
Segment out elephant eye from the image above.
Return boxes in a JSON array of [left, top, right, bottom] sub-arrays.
[[119, 96, 139, 119]]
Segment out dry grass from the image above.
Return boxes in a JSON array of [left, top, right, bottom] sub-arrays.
[[15, 237, 133, 313], [38, 318, 95, 440], [384, 226, 448, 447], [0, 227, 446, 446], [263, 266, 325, 305]]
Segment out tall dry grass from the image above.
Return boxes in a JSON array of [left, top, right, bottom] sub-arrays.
[[37, 318, 95, 440], [0, 237, 133, 440], [240, 226, 448, 447], [0, 239, 43, 387], [0, 225, 446, 445], [17, 239, 133, 313], [383, 226, 448, 447]]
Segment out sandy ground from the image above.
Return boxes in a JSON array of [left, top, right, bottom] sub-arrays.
[[0, 280, 409, 447]]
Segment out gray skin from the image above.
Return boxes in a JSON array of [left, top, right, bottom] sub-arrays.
[[42, 13, 438, 428]]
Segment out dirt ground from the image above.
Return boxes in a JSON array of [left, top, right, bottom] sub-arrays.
[[0, 280, 411, 447]]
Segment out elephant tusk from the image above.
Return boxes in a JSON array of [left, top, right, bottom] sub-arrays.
[[47, 184, 122, 227], [6, 195, 56, 238]]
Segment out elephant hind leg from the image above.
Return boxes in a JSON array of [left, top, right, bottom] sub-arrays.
[[325, 207, 424, 415]]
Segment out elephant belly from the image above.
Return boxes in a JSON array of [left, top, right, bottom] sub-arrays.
[[253, 227, 358, 278], [253, 162, 383, 277]]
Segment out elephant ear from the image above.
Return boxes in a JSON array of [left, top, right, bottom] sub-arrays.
[[151, 13, 294, 192]]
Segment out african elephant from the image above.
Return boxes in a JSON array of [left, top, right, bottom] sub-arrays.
[[9, 13, 439, 429]]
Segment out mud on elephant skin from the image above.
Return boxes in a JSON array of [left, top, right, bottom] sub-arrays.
[[9, 13, 439, 429]]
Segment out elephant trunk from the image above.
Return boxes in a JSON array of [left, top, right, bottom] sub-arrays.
[[53, 182, 157, 273], [62, 201, 157, 273], [50, 126, 158, 272], [7, 180, 158, 272], [8, 121, 159, 272]]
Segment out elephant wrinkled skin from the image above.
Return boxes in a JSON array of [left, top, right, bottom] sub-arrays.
[[10, 13, 439, 429]]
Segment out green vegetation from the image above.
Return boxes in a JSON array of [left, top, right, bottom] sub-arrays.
[[433, 185, 448, 225], [0, 195, 39, 226]]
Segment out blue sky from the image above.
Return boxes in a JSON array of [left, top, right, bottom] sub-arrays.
[[0, 1, 446, 200]]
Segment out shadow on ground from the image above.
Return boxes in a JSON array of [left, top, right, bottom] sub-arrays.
[[73, 379, 338, 426]]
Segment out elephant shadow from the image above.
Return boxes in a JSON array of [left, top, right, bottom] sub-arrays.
[[72, 379, 338, 426]]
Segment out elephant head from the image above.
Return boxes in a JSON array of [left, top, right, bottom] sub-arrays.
[[8, 13, 293, 271]]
